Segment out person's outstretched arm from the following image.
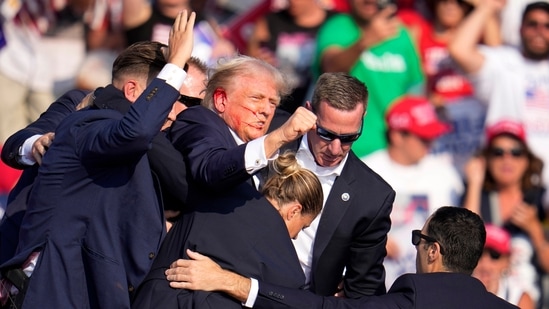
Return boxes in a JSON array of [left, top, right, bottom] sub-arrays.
[[449, 0, 505, 74]]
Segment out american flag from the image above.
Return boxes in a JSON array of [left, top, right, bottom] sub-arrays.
[[525, 87, 549, 109]]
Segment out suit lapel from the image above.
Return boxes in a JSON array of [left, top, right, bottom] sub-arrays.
[[311, 158, 356, 269]]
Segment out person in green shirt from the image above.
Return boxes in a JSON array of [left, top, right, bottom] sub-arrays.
[[313, 0, 424, 157]]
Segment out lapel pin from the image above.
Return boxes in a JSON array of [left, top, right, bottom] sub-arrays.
[[341, 193, 350, 202]]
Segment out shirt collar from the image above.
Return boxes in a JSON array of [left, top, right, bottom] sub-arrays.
[[229, 128, 244, 145]]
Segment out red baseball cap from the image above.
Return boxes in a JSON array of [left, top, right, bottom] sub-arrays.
[[484, 224, 511, 255], [386, 96, 449, 140], [485, 119, 526, 145]]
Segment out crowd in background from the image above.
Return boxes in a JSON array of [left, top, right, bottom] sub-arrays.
[[0, 0, 548, 308]]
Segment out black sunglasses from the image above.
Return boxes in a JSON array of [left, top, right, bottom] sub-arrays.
[[178, 94, 202, 107], [484, 248, 502, 260], [412, 230, 445, 255], [316, 123, 362, 144], [489, 147, 525, 158]]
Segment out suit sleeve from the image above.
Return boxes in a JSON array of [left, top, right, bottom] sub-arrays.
[[255, 281, 395, 309], [75, 79, 180, 163], [1, 89, 88, 168], [344, 187, 395, 298], [148, 132, 188, 208], [169, 107, 250, 191]]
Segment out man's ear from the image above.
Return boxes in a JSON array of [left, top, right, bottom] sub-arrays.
[[428, 243, 442, 263], [305, 101, 313, 111], [213, 88, 227, 113], [122, 79, 141, 103]]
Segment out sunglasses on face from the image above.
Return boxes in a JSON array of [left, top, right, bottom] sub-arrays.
[[412, 230, 446, 255], [315, 123, 362, 144], [484, 248, 502, 260], [489, 147, 525, 158], [178, 94, 202, 107]]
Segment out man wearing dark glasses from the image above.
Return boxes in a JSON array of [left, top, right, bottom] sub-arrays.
[[288, 72, 394, 299], [362, 95, 464, 288], [166, 206, 518, 309], [166, 72, 395, 300]]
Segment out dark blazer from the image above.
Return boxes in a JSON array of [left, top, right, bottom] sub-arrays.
[[307, 151, 394, 298], [132, 183, 306, 309], [148, 131, 188, 214], [0, 89, 88, 265], [0, 81, 179, 309], [168, 105, 251, 195], [255, 272, 519, 309], [169, 106, 394, 298], [0, 89, 189, 265]]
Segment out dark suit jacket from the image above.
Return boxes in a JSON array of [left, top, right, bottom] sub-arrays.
[[0, 89, 88, 265], [132, 183, 306, 309], [255, 272, 519, 309], [168, 105, 251, 195], [0, 81, 179, 309], [169, 106, 394, 298], [0, 89, 189, 265], [307, 151, 394, 298]]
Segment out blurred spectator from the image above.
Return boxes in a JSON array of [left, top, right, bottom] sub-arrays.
[[0, 0, 107, 144], [510, 201, 549, 274], [462, 119, 546, 305], [450, 0, 549, 206], [501, 0, 549, 47], [75, 0, 126, 91], [313, 0, 425, 158], [0, 148, 21, 219], [247, 0, 336, 113], [418, 0, 501, 175], [362, 95, 463, 288], [473, 224, 535, 309], [123, 0, 236, 65]]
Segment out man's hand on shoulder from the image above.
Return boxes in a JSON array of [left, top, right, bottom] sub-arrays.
[[166, 249, 250, 302]]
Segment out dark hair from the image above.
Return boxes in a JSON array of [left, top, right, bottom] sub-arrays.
[[311, 72, 368, 113], [425, 0, 474, 19], [481, 134, 544, 191], [261, 152, 323, 217], [522, 2, 549, 22], [111, 41, 168, 85], [426, 206, 486, 274]]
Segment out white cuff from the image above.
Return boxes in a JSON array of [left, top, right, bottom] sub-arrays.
[[18, 134, 42, 165], [157, 63, 188, 91], [245, 136, 270, 174], [243, 278, 259, 308]]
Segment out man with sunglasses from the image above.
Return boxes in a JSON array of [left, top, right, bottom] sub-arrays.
[[165, 206, 518, 309], [449, 0, 549, 207], [362, 96, 464, 288], [167, 72, 395, 299]]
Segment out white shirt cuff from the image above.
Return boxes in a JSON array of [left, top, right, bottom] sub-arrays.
[[245, 135, 274, 174], [157, 63, 187, 91], [18, 134, 42, 165], [243, 278, 259, 308]]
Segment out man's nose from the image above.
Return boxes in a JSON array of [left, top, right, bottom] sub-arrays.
[[327, 138, 343, 154]]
